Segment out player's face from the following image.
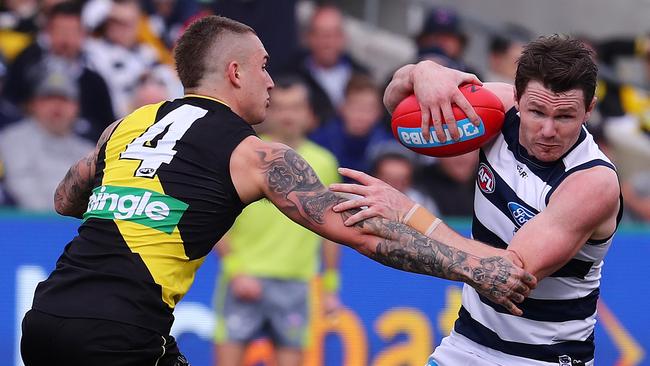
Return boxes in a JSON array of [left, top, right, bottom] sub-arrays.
[[239, 35, 274, 125], [516, 80, 595, 162]]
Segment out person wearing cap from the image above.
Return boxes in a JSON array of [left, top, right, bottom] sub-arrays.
[[0, 69, 93, 211], [3, 1, 115, 142], [415, 7, 478, 76]]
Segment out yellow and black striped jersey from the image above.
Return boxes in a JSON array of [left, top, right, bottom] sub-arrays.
[[32, 95, 256, 334]]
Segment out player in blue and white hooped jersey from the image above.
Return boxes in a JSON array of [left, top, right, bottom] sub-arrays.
[[331, 35, 621, 366]]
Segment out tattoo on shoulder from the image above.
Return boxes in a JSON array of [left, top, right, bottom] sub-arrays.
[[257, 146, 345, 225]]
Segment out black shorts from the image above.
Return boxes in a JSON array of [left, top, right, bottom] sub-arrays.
[[21, 309, 190, 366]]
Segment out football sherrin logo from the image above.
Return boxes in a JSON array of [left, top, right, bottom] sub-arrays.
[[397, 118, 484, 148], [477, 163, 495, 193], [507, 202, 536, 227]]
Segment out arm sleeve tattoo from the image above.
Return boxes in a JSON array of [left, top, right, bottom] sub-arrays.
[[54, 152, 96, 218], [257, 146, 522, 301], [54, 120, 120, 218]]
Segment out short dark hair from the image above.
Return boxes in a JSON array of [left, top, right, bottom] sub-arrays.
[[47, 1, 82, 21], [344, 73, 378, 98], [370, 152, 413, 176], [515, 35, 597, 108], [272, 74, 314, 108], [174, 16, 255, 89], [273, 74, 308, 91], [489, 23, 532, 55]]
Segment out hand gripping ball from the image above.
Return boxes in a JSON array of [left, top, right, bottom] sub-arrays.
[[391, 84, 505, 157]]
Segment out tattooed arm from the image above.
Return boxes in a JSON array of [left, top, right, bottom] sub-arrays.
[[54, 120, 121, 218], [230, 137, 536, 315]]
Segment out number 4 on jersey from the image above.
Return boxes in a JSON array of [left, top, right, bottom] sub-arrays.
[[120, 105, 208, 178]]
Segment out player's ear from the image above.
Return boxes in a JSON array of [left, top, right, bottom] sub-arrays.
[[513, 88, 520, 111], [587, 96, 597, 113], [227, 62, 242, 87], [584, 96, 597, 122]]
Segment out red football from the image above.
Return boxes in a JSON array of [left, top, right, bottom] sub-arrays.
[[391, 84, 505, 157]]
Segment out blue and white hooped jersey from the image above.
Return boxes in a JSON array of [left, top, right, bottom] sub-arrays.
[[454, 107, 621, 365]]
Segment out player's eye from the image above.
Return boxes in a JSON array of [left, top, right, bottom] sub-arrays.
[[531, 109, 544, 116]]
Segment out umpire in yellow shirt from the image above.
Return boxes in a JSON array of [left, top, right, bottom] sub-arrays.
[[214, 75, 341, 366]]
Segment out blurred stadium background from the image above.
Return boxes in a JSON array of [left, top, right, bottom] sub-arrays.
[[1, 0, 649, 365]]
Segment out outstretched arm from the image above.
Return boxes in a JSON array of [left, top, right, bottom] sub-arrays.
[[330, 167, 619, 283], [230, 138, 536, 315], [54, 120, 121, 218]]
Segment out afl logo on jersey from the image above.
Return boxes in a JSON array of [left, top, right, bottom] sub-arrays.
[[138, 167, 155, 176], [477, 163, 495, 193]]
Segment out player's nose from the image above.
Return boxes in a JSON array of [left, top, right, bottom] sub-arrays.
[[539, 118, 556, 138]]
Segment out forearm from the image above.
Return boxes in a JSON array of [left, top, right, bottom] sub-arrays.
[[54, 151, 96, 218], [55, 120, 120, 218], [399, 203, 503, 259], [358, 215, 513, 288], [256, 143, 532, 314]]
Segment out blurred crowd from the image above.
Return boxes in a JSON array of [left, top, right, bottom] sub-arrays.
[[0, 0, 648, 223]]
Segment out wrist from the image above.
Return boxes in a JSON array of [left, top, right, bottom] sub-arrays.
[[505, 249, 526, 269], [405, 204, 443, 236]]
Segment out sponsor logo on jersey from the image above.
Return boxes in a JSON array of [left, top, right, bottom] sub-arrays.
[[508, 202, 536, 227], [397, 118, 484, 148], [477, 163, 495, 193], [558, 355, 572, 366], [83, 185, 188, 234]]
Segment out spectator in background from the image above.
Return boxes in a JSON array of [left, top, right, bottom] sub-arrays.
[[485, 24, 532, 83], [0, 0, 39, 34], [414, 151, 478, 217], [287, 4, 369, 124], [0, 156, 16, 207], [0, 57, 22, 129], [371, 150, 440, 217], [0, 70, 93, 211], [4, 1, 114, 141], [581, 35, 650, 222], [143, 0, 194, 49], [85, 0, 181, 118], [214, 75, 341, 366], [310, 74, 391, 177], [415, 7, 478, 75], [129, 72, 170, 112]]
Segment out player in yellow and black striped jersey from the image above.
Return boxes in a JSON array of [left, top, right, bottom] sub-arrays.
[[21, 16, 537, 366], [32, 93, 256, 335]]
